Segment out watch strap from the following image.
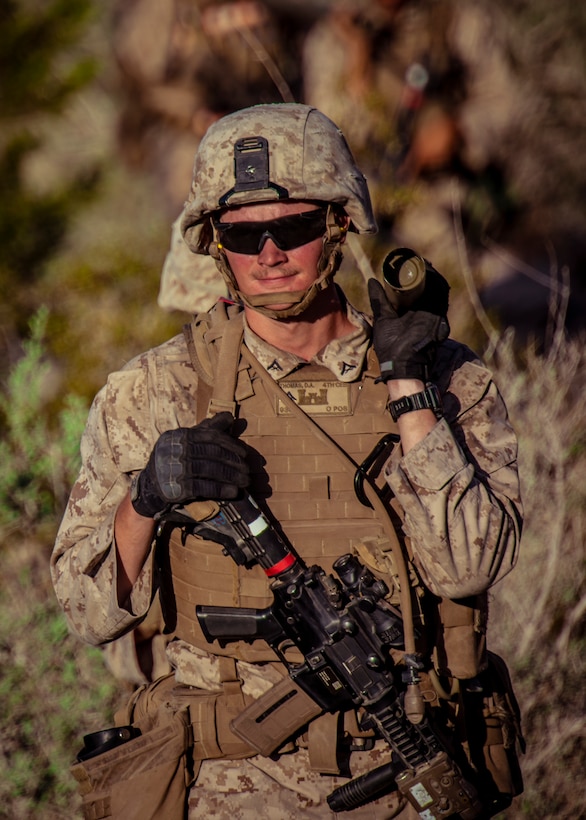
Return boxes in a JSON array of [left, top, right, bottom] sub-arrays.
[[389, 383, 443, 422]]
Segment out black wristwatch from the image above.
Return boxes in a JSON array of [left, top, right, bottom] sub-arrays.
[[388, 383, 443, 422]]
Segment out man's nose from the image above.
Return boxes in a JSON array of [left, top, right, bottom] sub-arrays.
[[257, 235, 287, 264]]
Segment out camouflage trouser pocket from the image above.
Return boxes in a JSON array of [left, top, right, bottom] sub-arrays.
[[70, 704, 193, 820]]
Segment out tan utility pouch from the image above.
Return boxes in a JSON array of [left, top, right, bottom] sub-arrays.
[[71, 670, 256, 820], [71, 675, 193, 820], [459, 651, 525, 808], [434, 595, 488, 680]]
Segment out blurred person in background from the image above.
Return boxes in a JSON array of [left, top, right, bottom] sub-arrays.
[[112, 0, 304, 215], [302, 0, 586, 341], [52, 103, 524, 818]]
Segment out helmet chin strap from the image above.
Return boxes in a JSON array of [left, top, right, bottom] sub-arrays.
[[209, 206, 346, 319]]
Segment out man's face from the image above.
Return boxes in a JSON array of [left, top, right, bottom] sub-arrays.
[[216, 200, 329, 312]]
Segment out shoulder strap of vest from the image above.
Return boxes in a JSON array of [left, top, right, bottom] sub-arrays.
[[183, 303, 245, 421], [183, 314, 215, 386], [205, 311, 244, 418]]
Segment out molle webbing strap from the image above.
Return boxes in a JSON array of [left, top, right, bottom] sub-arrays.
[[218, 655, 242, 697]]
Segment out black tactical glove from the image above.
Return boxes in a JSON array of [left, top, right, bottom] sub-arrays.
[[131, 412, 250, 518], [368, 268, 450, 382]]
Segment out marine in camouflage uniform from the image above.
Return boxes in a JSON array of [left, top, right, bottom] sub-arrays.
[[51, 104, 522, 819]]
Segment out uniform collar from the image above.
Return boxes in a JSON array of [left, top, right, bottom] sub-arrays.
[[243, 300, 372, 382]]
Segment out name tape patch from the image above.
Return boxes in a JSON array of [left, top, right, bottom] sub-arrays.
[[277, 380, 352, 416]]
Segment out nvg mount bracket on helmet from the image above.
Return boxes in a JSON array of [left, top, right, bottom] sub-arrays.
[[219, 137, 289, 206]]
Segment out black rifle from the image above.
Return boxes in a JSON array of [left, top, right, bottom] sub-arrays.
[[191, 494, 483, 818]]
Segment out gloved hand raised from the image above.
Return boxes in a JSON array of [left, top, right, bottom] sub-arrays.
[[131, 412, 250, 518], [368, 267, 450, 382]]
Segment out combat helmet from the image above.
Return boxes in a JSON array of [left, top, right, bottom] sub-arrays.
[[181, 103, 377, 318]]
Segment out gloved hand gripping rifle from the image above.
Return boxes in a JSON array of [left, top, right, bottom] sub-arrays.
[[191, 494, 484, 819]]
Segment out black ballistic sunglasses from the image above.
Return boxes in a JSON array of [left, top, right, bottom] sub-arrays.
[[214, 208, 327, 255]]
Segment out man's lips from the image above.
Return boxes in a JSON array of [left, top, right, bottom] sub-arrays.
[[254, 272, 300, 288]]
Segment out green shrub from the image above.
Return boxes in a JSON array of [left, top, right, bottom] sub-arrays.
[[0, 307, 87, 534], [0, 543, 120, 818]]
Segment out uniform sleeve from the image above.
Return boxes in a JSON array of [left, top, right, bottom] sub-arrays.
[[50, 358, 158, 646], [51, 331, 203, 646], [385, 356, 523, 599]]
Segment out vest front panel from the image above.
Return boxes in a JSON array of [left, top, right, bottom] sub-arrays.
[[163, 359, 402, 661]]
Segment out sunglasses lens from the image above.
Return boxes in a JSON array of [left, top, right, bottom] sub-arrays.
[[215, 209, 327, 254]]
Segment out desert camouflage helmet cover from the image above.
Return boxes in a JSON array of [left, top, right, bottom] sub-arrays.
[[181, 103, 377, 253]]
